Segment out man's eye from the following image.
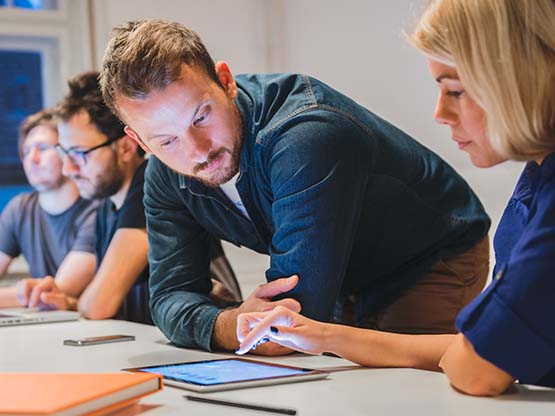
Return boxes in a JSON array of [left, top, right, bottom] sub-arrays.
[[193, 108, 210, 126], [36, 144, 46, 151], [70, 150, 85, 158], [160, 137, 178, 147]]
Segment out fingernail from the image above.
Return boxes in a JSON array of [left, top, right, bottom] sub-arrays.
[[250, 337, 270, 351], [270, 326, 279, 335]]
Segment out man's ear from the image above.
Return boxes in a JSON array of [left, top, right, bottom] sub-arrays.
[[124, 126, 151, 154], [117, 135, 141, 161], [215, 61, 238, 100]]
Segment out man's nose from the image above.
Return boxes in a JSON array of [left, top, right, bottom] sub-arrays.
[[28, 147, 41, 164], [185, 130, 213, 163], [61, 155, 80, 177]]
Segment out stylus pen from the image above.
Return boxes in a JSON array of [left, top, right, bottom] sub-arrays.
[[185, 394, 297, 415]]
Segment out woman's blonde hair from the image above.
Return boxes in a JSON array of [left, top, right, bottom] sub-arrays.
[[411, 0, 555, 161]]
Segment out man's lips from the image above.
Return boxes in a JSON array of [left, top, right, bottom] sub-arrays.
[[71, 176, 88, 186], [201, 152, 225, 173], [194, 149, 227, 174]]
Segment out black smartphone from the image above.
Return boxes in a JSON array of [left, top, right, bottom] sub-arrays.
[[63, 334, 135, 346]]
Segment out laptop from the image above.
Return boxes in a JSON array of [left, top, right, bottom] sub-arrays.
[[0, 308, 80, 327]]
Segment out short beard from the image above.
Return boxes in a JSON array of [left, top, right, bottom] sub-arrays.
[[188, 103, 243, 187], [84, 152, 124, 200]]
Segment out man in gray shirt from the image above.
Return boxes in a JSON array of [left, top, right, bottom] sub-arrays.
[[0, 109, 97, 308]]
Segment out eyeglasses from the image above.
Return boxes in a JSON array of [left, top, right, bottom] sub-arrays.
[[22, 142, 56, 158], [55, 137, 120, 167]]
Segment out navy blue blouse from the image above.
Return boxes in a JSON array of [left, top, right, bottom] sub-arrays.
[[456, 154, 555, 387]]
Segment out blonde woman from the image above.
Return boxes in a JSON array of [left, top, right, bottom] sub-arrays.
[[236, 0, 555, 396]]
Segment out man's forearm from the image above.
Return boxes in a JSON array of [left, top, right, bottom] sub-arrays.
[[150, 290, 222, 350]]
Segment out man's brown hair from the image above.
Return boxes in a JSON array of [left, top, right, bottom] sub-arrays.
[[57, 70, 126, 142], [18, 108, 57, 159], [100, 20, 220, 119], [56, 70, 144, 156]]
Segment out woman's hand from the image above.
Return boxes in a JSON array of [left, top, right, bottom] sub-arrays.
[[236, 305, 330, 355]]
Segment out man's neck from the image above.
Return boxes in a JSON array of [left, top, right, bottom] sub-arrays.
[[38, 180, 80, 215], [110, 158, 144, 210]]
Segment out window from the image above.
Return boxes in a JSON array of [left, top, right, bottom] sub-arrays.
[[1, 0, 58, 10], [0, 0, 90, 209]]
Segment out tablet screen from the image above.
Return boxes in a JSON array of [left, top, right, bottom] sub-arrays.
[[139, 359, 311, 386]]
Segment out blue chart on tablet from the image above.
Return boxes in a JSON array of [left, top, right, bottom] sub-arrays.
[[142, 359, 309, 386]]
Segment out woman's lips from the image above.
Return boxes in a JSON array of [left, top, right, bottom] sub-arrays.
[[453, 137, 472, 150]]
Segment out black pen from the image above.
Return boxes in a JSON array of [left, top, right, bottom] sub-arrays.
[[185, 394, 297, 415]]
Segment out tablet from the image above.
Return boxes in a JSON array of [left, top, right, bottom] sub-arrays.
[[124, 358, 329, 392]]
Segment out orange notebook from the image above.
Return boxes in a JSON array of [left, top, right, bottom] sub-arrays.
[[0, 373, 163, 416]]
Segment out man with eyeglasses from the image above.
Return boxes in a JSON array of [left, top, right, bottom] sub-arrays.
[[0, 109, 97, 308], [26, 71, 240, 324]]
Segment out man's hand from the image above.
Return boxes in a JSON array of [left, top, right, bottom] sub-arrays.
[[211, 275, 301, 353], [15, 278, 41, 307], [18, 276, 76, 310]]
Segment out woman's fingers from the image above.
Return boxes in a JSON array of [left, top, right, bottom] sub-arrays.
[[236, 311, 268, 342], [236, 307, 295, 354]]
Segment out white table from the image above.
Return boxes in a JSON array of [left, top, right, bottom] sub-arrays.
[[1, 319, 554, 415]]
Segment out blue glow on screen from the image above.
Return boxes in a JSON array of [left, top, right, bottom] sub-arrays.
[[142, 359, 308, 386]]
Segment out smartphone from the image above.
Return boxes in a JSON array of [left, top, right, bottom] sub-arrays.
[[63, 334, 135, 346]]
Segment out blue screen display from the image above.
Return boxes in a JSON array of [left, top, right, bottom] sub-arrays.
[[141, 359, 309, 386]]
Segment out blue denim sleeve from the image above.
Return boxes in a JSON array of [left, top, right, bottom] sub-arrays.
[[264, 111, 371, 322], [144, 157, 221, 350], [456, 182, 555, 385]]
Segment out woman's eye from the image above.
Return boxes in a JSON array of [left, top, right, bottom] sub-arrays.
[[446, 90, 464, 98]]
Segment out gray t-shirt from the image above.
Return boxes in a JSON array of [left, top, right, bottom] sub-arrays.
[[0, 192, 97, 278]]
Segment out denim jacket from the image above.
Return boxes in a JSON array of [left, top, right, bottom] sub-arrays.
[[144, 73, 490, 350]]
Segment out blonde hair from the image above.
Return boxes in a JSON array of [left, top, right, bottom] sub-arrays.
[[411, 0, 555, 161]]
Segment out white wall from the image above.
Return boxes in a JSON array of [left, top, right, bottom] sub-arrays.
[[90, 0, 271, 74]]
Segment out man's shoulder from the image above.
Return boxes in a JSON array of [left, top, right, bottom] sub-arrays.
[[124, 159, 148, 203], [2, 191, 38, 215], [235, 73, 349, 106], [113, 161, 149, 230], [236, 73, 374, 142]]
